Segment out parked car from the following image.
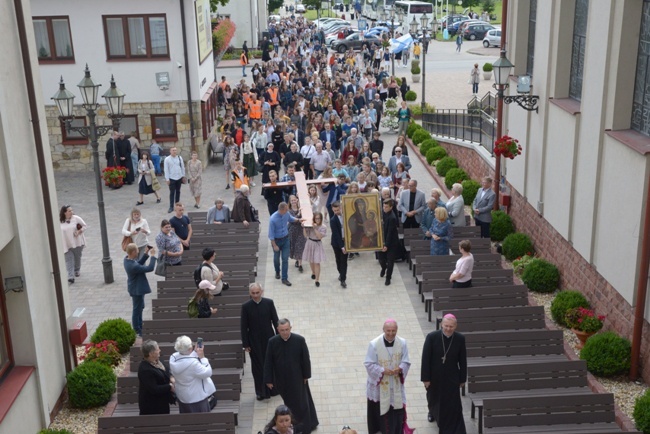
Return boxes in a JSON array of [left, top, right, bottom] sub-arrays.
[[482, 28, 501, 47], [269, 14, 281, 22], [448, 18, 478, 36], [325, 27, 353, 45], [444, 15, 468, 30], [296, 4, 305, 12], [331, 33, 382, 53], [365, 26, 389, 37], [463, 23, 495, 40]]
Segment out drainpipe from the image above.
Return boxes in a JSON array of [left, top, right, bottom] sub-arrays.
[[630, 178, 650, 380], [13, 0, 72, 373], [180, 0, 197, 153]]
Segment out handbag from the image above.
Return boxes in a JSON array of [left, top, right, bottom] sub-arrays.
[[150, 168, 161, 191], [208, 393, 217, 410], [154, 253, 167, 276], [121, 221, 132, 252]]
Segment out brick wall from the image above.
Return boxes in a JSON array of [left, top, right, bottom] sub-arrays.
[[438, 139, 650, 382]]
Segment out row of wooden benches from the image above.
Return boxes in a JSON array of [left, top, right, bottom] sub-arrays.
[[99, 223, 260, 433], [407, 231, 638, 434]]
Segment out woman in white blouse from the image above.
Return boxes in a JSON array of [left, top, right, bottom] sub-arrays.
[[446, 183, 466, 227], [122, 208, 151, 260], [59, 205, 87, 284]]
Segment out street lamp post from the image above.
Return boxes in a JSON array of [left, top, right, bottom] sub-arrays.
[[51, 65, 125, 284], [419, 13, 430, 111], [382, 6, 403, 76]]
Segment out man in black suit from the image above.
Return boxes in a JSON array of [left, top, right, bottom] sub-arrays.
[[241, 282, 279, 400], [330, 201, 348, 288], [379, 199, 400, 286]]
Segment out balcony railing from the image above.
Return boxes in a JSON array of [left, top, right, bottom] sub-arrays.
[[422, 109, 497, 154]]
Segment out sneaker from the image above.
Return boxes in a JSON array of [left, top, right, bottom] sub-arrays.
[[194, 204, 200, 209], [68, 278, 74, 284], [282, 279, 292, 286], [226, 184, 230, 189], [252, 182, 256, 186]]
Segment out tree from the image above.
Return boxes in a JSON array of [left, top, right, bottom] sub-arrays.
[[268, 0, 283, 13], [303, 0, 322, 10], [481, 0, 495, 14], [460, 0, 480, 9], [210, 0, 230, 11]]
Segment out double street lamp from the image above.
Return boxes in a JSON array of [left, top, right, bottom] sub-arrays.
[[418, 13, 432, 111], [380, 6, 404, 76], [51, 65, 126, 284]]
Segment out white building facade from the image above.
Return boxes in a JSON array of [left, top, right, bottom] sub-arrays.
[[214, 0, 268, 48], [32, 0, 221, 170]]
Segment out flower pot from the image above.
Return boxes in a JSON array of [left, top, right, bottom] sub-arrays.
[[571, 328, 595, 350], [483, 71, 492, 80], [108, 181, 124, 189], [412, 74, 421, 83]]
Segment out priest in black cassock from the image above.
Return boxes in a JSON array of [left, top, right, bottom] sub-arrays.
[[421, 313, 467, 434], [264, 318, 319, 434], [116, 131, 135, 184], [240, 282, 279, 401], [105, 131, 120, 167]]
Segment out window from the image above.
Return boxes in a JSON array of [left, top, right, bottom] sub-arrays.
[[632, 0, 650, 136], [61, 117, 88, 145], [151, 115, 177, 142], [569, 0, 589, 100], [120, 115, 140, 139], [33, 16, 74, 62], [0, 272, 14, 381], [103, 15, 169, 60], [526, 0, 537, 76]]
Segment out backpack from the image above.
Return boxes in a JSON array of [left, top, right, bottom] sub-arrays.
[[193, 263, 210, 287], [187, 297, 199, 318]]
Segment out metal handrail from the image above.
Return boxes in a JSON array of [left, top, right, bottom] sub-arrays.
[[422, 109, 496, 154]]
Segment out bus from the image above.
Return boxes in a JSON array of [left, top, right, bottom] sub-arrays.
[[393, 1, 434, 35], [362, 0, 396, 21]]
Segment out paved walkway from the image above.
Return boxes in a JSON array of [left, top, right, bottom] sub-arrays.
[[55, 130, 477, 433]]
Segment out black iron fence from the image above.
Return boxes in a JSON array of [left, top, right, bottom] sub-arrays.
[[421, 109, 497, 154]]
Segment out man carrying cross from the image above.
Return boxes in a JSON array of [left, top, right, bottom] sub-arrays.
[[421, 313, 467, 433]]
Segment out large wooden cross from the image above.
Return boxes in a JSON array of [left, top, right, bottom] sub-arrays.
[[262, 172, 337, 227]]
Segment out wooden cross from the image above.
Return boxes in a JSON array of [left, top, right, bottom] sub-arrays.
[[262, 172, 337, 227]]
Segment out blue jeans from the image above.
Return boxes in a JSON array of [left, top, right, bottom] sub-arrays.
[[131, 295, 145, 335], [273, 236, 290, 280], [151, 154, 161, 174], [242, 65, 247, 76]]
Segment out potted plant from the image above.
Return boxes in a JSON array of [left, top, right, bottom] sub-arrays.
[[411, 60, 421, 83], [102, 166, 127, 189], [482, 62, 493, 80], [380, 98, 399, 131], [494, 135, 523, 159], [565, 307, 605, 349]]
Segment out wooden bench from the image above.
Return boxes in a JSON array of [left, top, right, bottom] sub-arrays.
[[113, 375, 241, 423], [188, 218, 260, 233], [181, 247, 258, 263], [468, 360, 590, 433], [98, 411, 237, 433], [152, 296, 247, 320], [466, 330, 565, 365], [426, 284, 528, 322], [421, 268, 513, 301], [165, 263, 256, 280], [482, 393, 632, 434], [413, 253, 502, 279], [408, 237, 493, 264], [435, 306, 545, 330], [184, 234, 260, 247], [142, 317, 242, 344], [129, 340, 245, 373], [156, 280, 252, 299]]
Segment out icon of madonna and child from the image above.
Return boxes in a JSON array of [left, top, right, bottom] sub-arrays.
[[342, 194, 385, 252]]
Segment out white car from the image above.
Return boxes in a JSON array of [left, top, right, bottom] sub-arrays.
[[296, 4, 305, 13], [269, 15, 281, 22], [482, 28, 501, 47]]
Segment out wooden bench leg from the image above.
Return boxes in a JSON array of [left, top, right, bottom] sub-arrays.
[[427, 300, 432, 322], [471, 402, 475, 419], [478, 407, 483, 434]]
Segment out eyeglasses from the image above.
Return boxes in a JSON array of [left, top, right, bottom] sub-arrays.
[[395, 150, 402, 153]]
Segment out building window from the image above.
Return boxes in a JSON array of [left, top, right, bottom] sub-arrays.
[[0, 273, 14, 381], [120, 115, 140, 139], [569, 0, 589, 100], [526, 0, 537, 76], [60, 117, 88, 145], [103, 15, 169, 60], [151, 115, 177, 142], [632, 0, 650, 136], [33, 16, 74, 62]]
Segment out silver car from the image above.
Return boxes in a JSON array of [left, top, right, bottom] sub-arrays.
[[482, 28, 501, 47]]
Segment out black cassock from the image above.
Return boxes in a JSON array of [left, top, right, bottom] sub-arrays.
[[260, 150, 281, 184], [105, 138, 120, 167], [116, 137, 135, 183], [421, 330, 467, 434], [264, 333, 319, 434], [240, 298, 279, 398]]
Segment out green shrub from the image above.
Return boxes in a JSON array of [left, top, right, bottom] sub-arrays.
[[404, 90, 417, 101], [550, 290, 590, 326], [395, 77, 402, 86], [411, 129, 431, 145], [39, 430, 75, 434], [512, 254, 535, 276], [502, 232, 534, 261], [67, 361, 116, 408], [483, 62, 493, 72], [411, 59, 421, 74], [429, 146, 447, 162], [580, 331, 631, 377], [419, 139, 438, 156], [436, 156, 458, 177], [634, 389, 650, 434], [90, 318, 136, 354], [490, 210, 515, 242], [406, 122, 421, 138], [521, 258, 560, 293], [461, 179, 481, 205], [444, 168, 468, 189]]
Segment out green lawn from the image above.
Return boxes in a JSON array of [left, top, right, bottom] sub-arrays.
[[304, 9, 338, 20]]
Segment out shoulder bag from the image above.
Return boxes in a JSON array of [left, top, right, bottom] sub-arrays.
[[121, 221, 132, 252], [154, 253, 167, 276]]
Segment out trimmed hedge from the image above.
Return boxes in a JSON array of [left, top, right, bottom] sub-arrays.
[[435, 156, 458, 177], [444, 168, 468, 189], [429, 146, 447, 162], [551, 290, 590, 326], [502, 232, 534, 261], [406, 122, 421, 138], [461, 179, 481, 205], [411, 129, 431, 145], [521, 258, 560, 293], [490, 210, 515, 242], [419, 139, 438, 156], [90, 318, 136, 354], [634, 389, 650, 434], [580, 331, 631, 377], [404, 90, 417, 101], [67, 361, 116, 408]]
